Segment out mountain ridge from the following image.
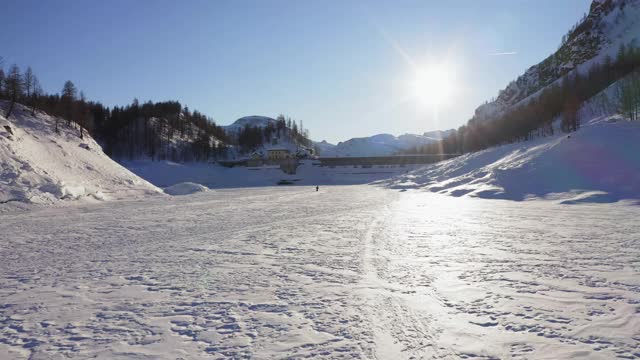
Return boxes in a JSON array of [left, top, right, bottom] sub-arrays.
[[315, 129, 454, 157], [473, 0, 640, 123]]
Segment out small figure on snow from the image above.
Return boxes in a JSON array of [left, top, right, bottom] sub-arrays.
[[316, 186, 319, 192]]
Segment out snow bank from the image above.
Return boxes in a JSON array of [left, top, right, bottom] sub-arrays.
[[382, 115, 640, 203], [164, 182, 210, 196], [0, 102, 162, 204]]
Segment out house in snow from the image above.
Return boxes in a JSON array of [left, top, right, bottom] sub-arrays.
[[267, 148, 290, 161]]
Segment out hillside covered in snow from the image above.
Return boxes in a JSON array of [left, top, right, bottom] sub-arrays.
[[408, 0, 640, 192], [382, 74, 640, 203], [222, 115, 315, 159], [0, 102, 161, 204], [384, 117, 640, 203]]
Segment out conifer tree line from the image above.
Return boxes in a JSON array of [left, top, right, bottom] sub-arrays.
[[411, 43, 640, 156], [0, 59, 235, 162], [235, 114, 312, 152], [618, 70, 640, 121], [0, 58, 314, 161]]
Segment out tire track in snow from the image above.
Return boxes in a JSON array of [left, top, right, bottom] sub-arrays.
[[359, 204, 448, 359]]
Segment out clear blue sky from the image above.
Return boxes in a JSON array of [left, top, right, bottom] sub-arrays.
[[2, 0, 590, 143]]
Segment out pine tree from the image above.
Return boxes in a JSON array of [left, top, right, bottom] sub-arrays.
[[61, 80, 77, 126], [23, 67, 34, 99]]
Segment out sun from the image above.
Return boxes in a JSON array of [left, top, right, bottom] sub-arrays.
[[412, 63, 455, 107]]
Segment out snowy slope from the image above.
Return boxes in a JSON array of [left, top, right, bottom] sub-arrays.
[[320, 130, 453, 157], [383, 74, 640, 203], [383, 119, 640, 203], [0, 102, 161, 204], [474, 0, 640, 122], [221, 115, 314, 158]]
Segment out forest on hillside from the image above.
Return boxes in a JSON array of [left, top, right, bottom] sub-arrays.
[[0, 59, 312, 162], [0, 60, 230, 161], [235, 115, 313, 153]]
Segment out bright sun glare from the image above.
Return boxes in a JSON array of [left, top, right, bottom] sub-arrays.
[[412, 63, 455, 108]]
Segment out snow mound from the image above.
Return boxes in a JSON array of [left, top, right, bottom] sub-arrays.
[[0, 102, 162, 205], [383, 116, 640, 203], [164, 182, 210, 196]]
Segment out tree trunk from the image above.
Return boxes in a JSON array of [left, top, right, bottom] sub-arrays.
[[5, 100, 15, 118]]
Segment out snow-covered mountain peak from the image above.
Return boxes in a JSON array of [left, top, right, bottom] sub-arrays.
[[317, 130, 454, 157], [223, 116, 277, 134]]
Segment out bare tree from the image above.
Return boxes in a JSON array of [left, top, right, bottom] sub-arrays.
[[30, 77, 42, 116], [0, 71, 5, 99], [4, 64, 23, 118], [78, 91, 88, 139], [0, 56, 4, 99], [23, 67, 34, 98], [620, 72, 640, 121]]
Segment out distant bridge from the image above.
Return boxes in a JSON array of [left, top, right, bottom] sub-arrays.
[[317, 154, 460, 167]]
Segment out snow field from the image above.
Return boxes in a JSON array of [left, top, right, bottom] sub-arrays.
[[1, 186, 638, 359], [123, 159, 424, 189]]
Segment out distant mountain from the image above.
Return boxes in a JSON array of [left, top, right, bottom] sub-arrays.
[[222, 115, 314, 158], [474, 0, 640, 122], [313, 140, 337, 156], [222, 116, 278, 135], [316, 130, 454, 157]]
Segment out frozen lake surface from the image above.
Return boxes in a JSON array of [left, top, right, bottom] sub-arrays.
[[1, 186, 639, 359]]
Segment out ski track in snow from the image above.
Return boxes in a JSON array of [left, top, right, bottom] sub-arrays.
[[1, 186, 639, 359]]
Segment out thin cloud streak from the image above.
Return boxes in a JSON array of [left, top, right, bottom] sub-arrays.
[[489, 51, 518, 56]]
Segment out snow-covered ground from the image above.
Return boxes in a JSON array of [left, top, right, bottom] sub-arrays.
[[382, 115, 640, 204], [0, 102, 161, 205], [1, 186, 639, 359], [122, 160, 423, 189]]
